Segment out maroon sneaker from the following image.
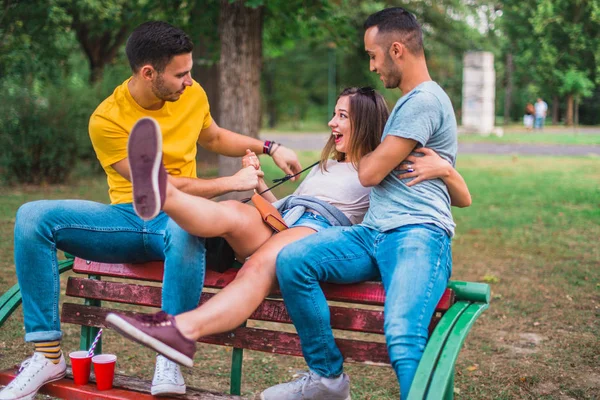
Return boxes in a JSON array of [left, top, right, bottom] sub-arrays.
[[105, 311, 196, 367], [128, 117, 167, 221]]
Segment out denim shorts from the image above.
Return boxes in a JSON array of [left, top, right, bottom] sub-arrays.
[[283, 210, 332, 232]]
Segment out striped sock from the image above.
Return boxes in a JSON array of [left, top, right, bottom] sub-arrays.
[[34, 341, 62, 364]]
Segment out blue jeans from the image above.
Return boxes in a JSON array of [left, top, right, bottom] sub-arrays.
[[14, 200, 206, 342], [285, 210, 332, 232], [534, 116, 545, 129], [276, 224, 452, 399]]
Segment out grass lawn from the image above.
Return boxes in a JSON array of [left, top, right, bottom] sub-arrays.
[[458, 131, 600, 146], [0, 154, 599, 399]]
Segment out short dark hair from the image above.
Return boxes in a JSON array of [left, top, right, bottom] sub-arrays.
[[125, 21, 194, 73], [364, 7, 423, 55]]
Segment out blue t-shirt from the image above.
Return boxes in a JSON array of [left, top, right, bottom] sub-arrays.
[[361, 81, 457, 236]]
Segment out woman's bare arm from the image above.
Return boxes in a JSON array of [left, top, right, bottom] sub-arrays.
[[396, 148, 472, 208]]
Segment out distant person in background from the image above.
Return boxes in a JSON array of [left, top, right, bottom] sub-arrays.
[[524, 102, 535, 131], [534, 97, 548, 129]]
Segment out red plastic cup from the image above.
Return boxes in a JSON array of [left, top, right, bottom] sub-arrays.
[[92, 354, 117, 390], [69, 351, 92, 385]]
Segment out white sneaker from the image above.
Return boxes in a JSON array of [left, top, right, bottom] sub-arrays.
[[0, 353, 66, 400], [151, 354, 186, 396]]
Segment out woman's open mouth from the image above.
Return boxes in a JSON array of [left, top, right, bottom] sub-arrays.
[[333, 132, 343, 143]]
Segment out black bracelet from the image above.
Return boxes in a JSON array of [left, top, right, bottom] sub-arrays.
[[270, 143, 281, 156]]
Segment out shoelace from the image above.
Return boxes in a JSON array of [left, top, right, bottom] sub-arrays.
[[288, 371, 312, 391], [138, 311, 170, 325], [17, 358, 32, 374], [8, 356, 44, 391], [155, 356, 180, 384]]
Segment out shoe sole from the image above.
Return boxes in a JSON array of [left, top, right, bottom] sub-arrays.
[[6, 369, 67, 400], [128, 117, 163, 221], [151, 383, 186, 396], [105, 313, 194, 368], [259, 393, 350, 400]]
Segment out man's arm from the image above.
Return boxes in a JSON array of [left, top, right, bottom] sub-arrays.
[[198, 120, 302, 179], [111, 158, 263, 199], [358, 135, 418, 187]]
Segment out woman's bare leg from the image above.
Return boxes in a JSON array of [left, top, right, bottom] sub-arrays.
[[173, 227, 316, 340], [162, 182, 273, 257]]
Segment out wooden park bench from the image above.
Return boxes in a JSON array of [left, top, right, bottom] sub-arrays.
[[0, 254, 490, 399]]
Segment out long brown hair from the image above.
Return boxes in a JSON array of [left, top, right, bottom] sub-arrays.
[[320, 87, 389, 170]]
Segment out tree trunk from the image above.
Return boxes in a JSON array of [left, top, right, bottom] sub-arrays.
[[263, 64, 278, 128], [217, 0, 263, 200], [503, 52, 513, 125], [552, 95, 559, 124], [565, 94, 574, 125], [90, 62, 106, 84], [71, 19, 130, 84], [574, 97, 579, 126], [192, 37, 220, 168]]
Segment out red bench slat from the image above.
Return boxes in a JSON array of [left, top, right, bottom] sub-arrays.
[[66, 278, 450, 333], [61, 304, 391, 364], [72, 259, 454, 309], [0, 370, 156, 400], [65, 280, 386, 334], [73, 259, 165, 282]]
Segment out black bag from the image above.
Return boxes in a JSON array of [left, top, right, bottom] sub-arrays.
[[205, 237, 236, 273]]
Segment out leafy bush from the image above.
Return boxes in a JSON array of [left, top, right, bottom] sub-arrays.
[[0, 83, 101, 185]]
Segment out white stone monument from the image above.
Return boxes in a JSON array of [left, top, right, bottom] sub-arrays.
[[461, 52, 500, 136]]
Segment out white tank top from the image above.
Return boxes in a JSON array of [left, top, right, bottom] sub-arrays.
[[293, 159, 370, 224]]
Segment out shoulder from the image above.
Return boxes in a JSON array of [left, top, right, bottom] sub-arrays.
[[395, 84, 446, 115], [188, 80, 209, 102], [89, 95, 119, 136], [90, 80, 129, 123]]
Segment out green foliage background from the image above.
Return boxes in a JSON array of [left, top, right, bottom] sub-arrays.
[[0, 0, 598, 184]]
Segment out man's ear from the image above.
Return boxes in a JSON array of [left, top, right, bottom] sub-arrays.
[[389, 42, 404, 60], [140, 65, 155, 81]]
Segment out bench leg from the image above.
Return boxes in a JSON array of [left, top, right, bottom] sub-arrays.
[[230, 321, 246, 395], [80, 275, 102, 355]]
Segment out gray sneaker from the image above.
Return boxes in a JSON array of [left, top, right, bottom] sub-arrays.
[[260, 371, 351, 400]]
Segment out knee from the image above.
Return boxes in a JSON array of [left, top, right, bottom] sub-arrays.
[[15, 200, 54, 236], [275, 243, 307, 284], [236, 258, 272, 282]]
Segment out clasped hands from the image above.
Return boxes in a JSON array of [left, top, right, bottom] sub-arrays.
[[395, 147, 452, 186]]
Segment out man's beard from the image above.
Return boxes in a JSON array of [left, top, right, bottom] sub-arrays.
[[383, 55, 402, 89], [151, 75, 179, 101]]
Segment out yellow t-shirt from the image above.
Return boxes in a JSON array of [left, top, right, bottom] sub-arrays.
[[89, 78, 212, 204]]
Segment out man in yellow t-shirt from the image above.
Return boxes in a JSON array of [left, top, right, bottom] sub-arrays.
[[6, 21, 301, 399]]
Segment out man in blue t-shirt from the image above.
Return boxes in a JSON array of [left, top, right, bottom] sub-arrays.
[[261, 8, 470, 400]]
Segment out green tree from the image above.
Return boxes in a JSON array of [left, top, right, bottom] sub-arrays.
[[0, 0, 74, 84], [501, 0, 599, 125], [559, 68, 595, 126]]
